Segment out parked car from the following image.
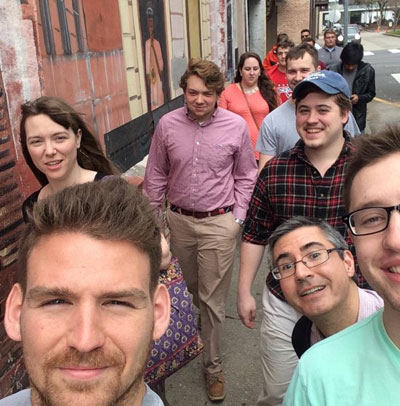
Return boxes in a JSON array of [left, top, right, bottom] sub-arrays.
[[336, 24, 361, 46], [348, 24, 361, 43]]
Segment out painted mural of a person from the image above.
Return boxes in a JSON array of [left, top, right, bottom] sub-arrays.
[[145, 4, 164, 110]]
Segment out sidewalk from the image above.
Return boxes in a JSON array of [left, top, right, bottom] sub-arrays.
[[165, 239, 269, 406]]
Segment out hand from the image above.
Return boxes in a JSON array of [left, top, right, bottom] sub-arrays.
[[237, 291, 257, 329], [350, 94, 359, 104], [160, 233, 171, 269]]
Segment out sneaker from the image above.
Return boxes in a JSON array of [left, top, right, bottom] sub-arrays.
[[205, 371, 226, 402]]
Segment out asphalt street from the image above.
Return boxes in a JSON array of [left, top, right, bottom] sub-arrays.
[[361, 30, 400, 103]]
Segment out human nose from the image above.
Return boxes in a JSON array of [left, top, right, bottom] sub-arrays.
[[295, 71, 303, 81], [306, 109, 318, 124], [67, 305, 105, 353], [44, 140, 56, 156], [195, 93, 204, 104], [382, 210, 400, 252], [295, 260, 313, 281]]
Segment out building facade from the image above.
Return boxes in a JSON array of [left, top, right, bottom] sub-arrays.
[[0, 0, 311, 396]]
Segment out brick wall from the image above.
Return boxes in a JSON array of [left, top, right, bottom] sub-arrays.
[[36, 0, 131, 148], [277, 0, 310, 44], [0, 72, 29, 398]]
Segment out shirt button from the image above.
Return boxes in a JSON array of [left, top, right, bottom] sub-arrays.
[[196, 141, 200, 145], [320, 193, 324, 197]]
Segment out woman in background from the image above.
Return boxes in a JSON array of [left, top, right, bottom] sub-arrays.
[[219, 52, 280, 161], [20, 96, 117, 221]]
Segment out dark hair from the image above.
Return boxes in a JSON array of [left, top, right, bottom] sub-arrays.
[[18, 177, 161, 295], [277, 40, 295, 51], [295, 87, 351, 117], [341, 41, 364, 65], [286, 44, 319, 69], [343, 125, 400, 210], [324, 28, 336, 38], [179, 58, 225, 95], [267, 216, 348, 266], [302, 36, 315, 46], [276, 33, 289, 44], [301, 29, 310, 36], [234, 52, 279, 111], [20, 96, 118, 186]]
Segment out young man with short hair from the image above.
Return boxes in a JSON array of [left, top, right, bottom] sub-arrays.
[[238, 71, 369, 406], [284, 125, 400, 405], [318, 28, 342, 70], [3, 178, 171, 406], [301, 37, 326, 69], [144, 58, 257, 402], [269, 216, 382, 358], [267, 40, 295, 104], [331, 41, 375, 132], [263, 33, 289, 71], [256, 44, 359, 172]]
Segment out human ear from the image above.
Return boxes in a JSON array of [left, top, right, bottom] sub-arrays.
[[343, 250, 355, 278], [341, 110, 349, 125], [152, 284, 171, 340], [4, 284, 24, 342]]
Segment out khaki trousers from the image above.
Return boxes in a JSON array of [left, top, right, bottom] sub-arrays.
[[257, 285, 301, 406], [167, 209, 239, 375]]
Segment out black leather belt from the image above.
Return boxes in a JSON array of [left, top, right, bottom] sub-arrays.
[[170, 204, 233, 219]]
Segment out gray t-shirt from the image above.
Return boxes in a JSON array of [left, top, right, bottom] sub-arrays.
[[0, 385, 163, 406], [256, 99, 360, 157], [342, 67, 357, 94]]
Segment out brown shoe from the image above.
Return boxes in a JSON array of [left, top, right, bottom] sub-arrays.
[[205, 371, 226, 402]]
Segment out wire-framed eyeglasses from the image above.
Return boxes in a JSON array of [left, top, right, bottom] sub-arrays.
[[343, 204, 400, 236], [271, 248, 343, 280]]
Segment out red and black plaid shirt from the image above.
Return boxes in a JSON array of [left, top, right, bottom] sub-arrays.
[[242, 135, 368, 301]]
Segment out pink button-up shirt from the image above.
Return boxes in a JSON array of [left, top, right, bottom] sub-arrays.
[[143, 106, 257, 220]]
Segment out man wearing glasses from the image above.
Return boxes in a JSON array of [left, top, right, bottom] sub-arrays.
[[238, 71, 369, 405], [284, 126, 400, 405], [269, 217, 382, 358]]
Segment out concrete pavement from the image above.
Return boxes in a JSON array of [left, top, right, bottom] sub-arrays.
[[165, 237, 268, 406]]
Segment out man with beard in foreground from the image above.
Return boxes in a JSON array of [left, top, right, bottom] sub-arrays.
[[2, 177, 170, 406]]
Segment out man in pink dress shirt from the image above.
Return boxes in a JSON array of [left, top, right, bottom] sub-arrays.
[[144, 58, 257, 402]]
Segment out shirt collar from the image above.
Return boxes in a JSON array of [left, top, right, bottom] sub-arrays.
[[184, 102, 219, 126]]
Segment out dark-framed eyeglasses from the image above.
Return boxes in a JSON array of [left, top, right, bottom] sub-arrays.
[[271, 248, 343, 280], [343, 204, 400, 236]]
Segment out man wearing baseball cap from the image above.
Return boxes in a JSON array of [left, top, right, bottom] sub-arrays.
[[238, 70, 369, 405]]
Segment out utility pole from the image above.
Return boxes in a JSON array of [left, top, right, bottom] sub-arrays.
[[343, 0, 349, 45]]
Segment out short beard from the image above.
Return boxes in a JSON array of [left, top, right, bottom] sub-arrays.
[[29, 343, 152, 406]]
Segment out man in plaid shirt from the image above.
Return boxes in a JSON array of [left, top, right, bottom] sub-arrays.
[[237, 71, 368, 406]]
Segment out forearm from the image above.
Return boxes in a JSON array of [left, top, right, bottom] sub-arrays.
[[238, 242, 266, 296]]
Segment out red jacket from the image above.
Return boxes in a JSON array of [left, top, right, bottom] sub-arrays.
[[263, 45, 278, 71]]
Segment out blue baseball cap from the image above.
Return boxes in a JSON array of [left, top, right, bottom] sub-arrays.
[[292, 70, 351, 99]]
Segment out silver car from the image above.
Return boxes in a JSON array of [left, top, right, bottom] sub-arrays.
[[337, 24, 361, 46]]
